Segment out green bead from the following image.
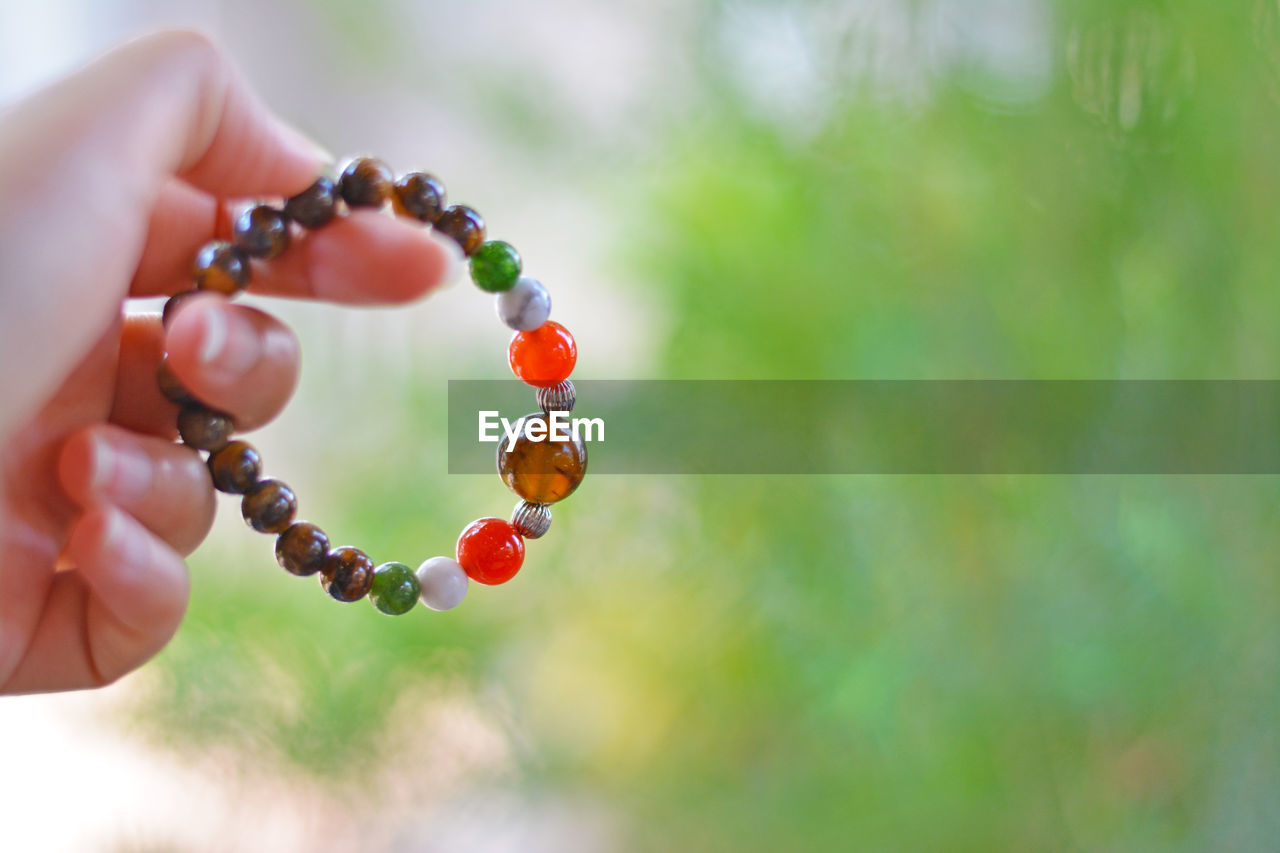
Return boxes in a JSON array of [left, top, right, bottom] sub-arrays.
[[469, 240, 522, 292], [369, 562, 420, 616]]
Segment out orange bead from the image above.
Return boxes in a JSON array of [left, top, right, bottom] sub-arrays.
[[507, 321, 576, 388], [456, 517, 524, 585]]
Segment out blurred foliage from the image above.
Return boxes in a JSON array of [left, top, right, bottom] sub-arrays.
[[137, 0, 1280, 850]]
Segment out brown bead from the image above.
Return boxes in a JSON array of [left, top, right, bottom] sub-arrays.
[[192, 241, 250, 295], [434, 204, 486, 255], [162, 290, 201, 328], [321, 546, 375, 602], [207, 440, 262, 494], [233, 204, 291, 259], [241, 478, 297, 533], [283, 176, 339, 228], [275, 522, 330, 576], [339, 157, 394, 208], [156, 359, 194, 405], [496, 411, 587, 504], [177, 404, 233, 452], [392, 172, 446, 222]]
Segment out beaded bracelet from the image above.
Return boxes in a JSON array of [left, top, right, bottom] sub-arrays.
[[156, 157, 586, 616]]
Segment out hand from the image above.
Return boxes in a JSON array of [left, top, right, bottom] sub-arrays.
[[0, 30, 457, 693]]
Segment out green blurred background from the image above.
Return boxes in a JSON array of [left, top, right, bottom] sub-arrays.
[[4, 0, 1280, 849]]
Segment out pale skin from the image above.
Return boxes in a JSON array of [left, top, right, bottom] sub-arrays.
[[0, 30, 457, 693]]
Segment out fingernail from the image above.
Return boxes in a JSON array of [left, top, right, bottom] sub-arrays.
[[278, 121, 333, 169], [426, 230, 466, 289], [194, 304, 261, 381], [88, 439, 153, 503]]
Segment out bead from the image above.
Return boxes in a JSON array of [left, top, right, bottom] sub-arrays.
[[191, 241, 250, 295], [275, 522, 330, 577], [496, 276, 551, 332], [156, 359, 194, 405], [321, 546, 375, 602], [339, 157, 394, 208], [496, 412, 587, 504], [415, 556, 469, 611], [508, 321, 577, 388], [177, 404, 233, 452], [536, 379, 576, 414], [283, 176, 339, 227], [241, 478, 297, 534], [233, 204, 291, 260], [392, 172, 446, 222], [162, 290, 201, 328], [434, 205, 486, 256], [206, 440, 262, 494], [469, 240, 522, 292], [369, 562, 420, 616], [511, 501, 551, 539], [456, 518, 524, 585]]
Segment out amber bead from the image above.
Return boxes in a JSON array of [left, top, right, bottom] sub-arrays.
[[156, 359, 194, 405], [162, 289, 201, 328], [496, 412, 587, 504], [177, 404, 233, 452], [207, 440, 262, 494], [276, 522, 330, 577], [283, 176, 339, 228], [321, 546, 375, 602], [192, 241, 250, 295], [456, 518, 524, 585], [241, 478, 297, 534], [434, 204, 486, 255], [508, 321, 577, 388], [392, 172, 446, 222], [233, 204, 291, 260], [339, 157, 394, 208]]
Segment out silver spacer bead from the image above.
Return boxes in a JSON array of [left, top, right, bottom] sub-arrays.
[[536, 379, 576, 414], [511, 500, 552, 539]]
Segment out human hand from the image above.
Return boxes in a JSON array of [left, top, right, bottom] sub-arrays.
[[0, 30, 457, 693]]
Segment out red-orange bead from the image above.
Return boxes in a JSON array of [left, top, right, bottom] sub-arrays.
[[456, 518, 525, 585], [507, 321, 577, 388]]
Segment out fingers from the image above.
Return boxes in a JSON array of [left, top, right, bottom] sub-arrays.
[[0, 507, 189, 693], [110, 313, 177, 438], [58, 424, 215, 555], [0, 28, 321, 433], [164, 295, 300, 431], [129, 183, 461, 304]]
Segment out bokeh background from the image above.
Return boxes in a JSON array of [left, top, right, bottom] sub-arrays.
[[3, 0, 1280, 850]]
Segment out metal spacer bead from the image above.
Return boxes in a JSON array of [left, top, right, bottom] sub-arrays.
[[536, 379, 576, 414], [511, 501, 552, 539]]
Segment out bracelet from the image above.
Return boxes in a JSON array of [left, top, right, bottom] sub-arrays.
[[155, 157, 586, 616]]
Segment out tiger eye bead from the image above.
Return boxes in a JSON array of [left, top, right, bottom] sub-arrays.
[[206, 440, 262, 494], [241, 478, 297, 534], [392, 172, 446, 222], [233, 204, 291, 260], [339, 157, 394, 208], [156, 359, 194, 405], [434, 205, 486, 255], [283, 176, 339, 228], [321, 546, 375, 602], [496, 412, 587, 504], [162, 289, 201, 328], [275, 521, 330, 577], [177, 404, 233, 452], [192, 241, 250, 295]]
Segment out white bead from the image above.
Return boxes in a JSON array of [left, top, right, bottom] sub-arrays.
[[416, 556, 469, 611], [495, 276, 552, 331]]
